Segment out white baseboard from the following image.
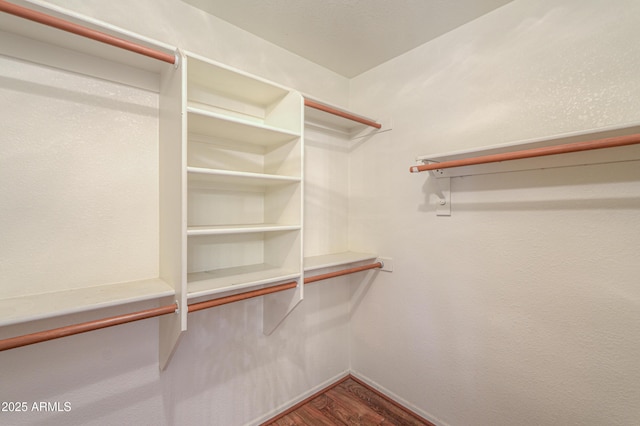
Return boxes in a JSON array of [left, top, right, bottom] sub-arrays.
[[249, 368, 449, 426], [246, 370, 350, 426], [349, 369, 449, 426]]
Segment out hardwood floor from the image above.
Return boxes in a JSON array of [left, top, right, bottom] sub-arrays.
[[264, 376, 435, 426]]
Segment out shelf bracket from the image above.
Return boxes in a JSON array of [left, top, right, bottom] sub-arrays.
[[430, 171, 451, 216], [263, 280, 303, 335], [377, 257, 393, 272]]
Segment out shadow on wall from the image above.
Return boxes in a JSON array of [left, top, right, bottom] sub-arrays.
[[0, 75, 157, 117], [158, 282, 352, 424], [0, 308, 163, 426], [349, 271, 379, 319]]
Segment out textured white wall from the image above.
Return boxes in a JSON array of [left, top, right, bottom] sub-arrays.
[[0, 55, 159, 297], [4, 0, 640, 425], [348, 1, 640, 425], [39, 0, 350, 105], [0, 1, 351, 425]]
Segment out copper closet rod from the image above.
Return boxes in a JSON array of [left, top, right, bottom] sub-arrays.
[[0, 0, 176, 64], [0, 2, 384, 352], [410, 133, 640, 173], [304, 99, 382, 129], [0, 263, 382, 352], [0, 2, 385, 130], [304, 261, 383, 284]]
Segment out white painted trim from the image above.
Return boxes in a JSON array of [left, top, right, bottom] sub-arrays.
[[249, 369, 450, 426], [349, 369, 449, 426], [246, 370, 350, 426]]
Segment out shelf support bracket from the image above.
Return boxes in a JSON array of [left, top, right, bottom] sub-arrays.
[[263, 281, 303, 335], [430, 172, 451, 216]]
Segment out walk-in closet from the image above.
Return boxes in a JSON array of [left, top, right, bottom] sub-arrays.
[[1, 1, 639, 425]]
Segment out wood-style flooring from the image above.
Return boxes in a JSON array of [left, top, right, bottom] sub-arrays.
[[264, 376, 434, 426]]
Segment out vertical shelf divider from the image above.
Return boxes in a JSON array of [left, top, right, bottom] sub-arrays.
[[158, 50, 187, 370], [264, 96, 305, 334]]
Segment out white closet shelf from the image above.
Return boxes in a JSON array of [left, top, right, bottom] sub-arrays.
[[0, 1, 175, 75], [0, 278, 175, 327], [187, 264, 300, 299], [415, 122, 640, 178], [187, 224, 301, 236], [187, 107, 300, 146], [187, 167, 301, 186], [304, 251, 378, 272], [187, 54, 291, 107], [0, 2, 305, 360]]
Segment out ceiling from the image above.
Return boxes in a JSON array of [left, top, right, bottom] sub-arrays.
[[183, 0, 513, 78]]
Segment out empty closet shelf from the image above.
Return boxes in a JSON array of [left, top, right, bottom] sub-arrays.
[[0, 278, 175, 327], [187, 167, 301, 186], [304, 251, 378, 272], [187, 264, 300, 299], [187, 107, 300, 146], [0, 0, 176, 73], [411, 127, 640, 177], [187, 224, 301, 236], [187, 54, 292, 110]]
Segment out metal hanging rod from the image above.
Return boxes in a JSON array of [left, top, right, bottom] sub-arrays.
[[188, 281, 297, 313], [0, 304, 177, 352], [0, 2, 387, 131], [304, 261, 383, 284], [410, 133, 640, 173], [0, 261, 383, 352], [304, 99, 382, 130], [0, 0, 176, 64], [0, 281, 297, 352]]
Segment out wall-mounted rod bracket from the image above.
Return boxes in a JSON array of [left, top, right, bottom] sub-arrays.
[[409, 132, 640, 174], [429, 171, 451, 216], [377, 257, 393, 272]]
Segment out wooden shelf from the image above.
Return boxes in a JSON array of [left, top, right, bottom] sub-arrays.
[[187, 264, 300, 299], [0, 278, 174, 327], [304, 252, 378, 272]]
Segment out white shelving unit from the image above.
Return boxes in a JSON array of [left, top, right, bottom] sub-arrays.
[[0, 1, 388, 364], [0, 0, 184, 368], [0, 2, 306, 365], [183, 53, 304, 333]]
